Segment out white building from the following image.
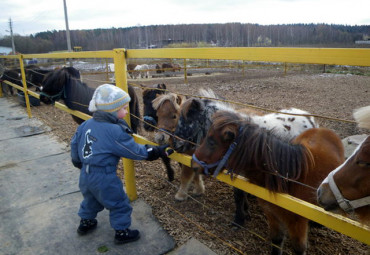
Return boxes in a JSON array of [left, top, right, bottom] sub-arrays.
[[0, 46, 13, 55]]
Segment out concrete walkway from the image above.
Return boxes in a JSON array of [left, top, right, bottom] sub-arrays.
[[0, 97, 217, 255]]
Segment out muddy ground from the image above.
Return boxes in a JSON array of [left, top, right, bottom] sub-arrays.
[[15, 67, 369, 254]]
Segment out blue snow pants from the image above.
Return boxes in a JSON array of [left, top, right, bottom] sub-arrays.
[[78, 164, 132, 230]]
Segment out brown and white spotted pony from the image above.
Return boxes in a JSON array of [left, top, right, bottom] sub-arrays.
[[172, 88, 318, 226], [317, 105, 370, 225], [192, 110, 344, 255]]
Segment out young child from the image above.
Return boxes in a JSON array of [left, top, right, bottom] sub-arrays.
[[70, 84, 169, 244]]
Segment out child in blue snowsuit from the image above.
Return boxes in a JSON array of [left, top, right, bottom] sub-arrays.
[[71, 84, 169, 244]]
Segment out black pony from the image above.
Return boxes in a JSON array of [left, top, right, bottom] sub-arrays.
[[25, 65, 52, 90], [39, 67, 140, 133]]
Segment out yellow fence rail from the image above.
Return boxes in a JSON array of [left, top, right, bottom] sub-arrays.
[[1, 47, 370, 246]]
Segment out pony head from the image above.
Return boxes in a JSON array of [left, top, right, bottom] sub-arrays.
[[39, 67, 80, 104], [141, 83, 167, 131], [152, 93, 185, 145]]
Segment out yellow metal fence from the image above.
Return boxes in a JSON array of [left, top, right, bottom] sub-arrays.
[[1, 47, 370, 246]]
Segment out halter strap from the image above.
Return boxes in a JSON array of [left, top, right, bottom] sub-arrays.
[[159, 128, 174, 136], [39, 87, 66, 102], [328, 171, 370, 212], [192, 127, 243, 177], [143, 115, 157, 126]]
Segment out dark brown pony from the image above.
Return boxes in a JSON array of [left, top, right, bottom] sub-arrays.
[[317, 105, 370, 225], [192, 110, 344, 255], [155, 63, 176, 73], [141, 83, 167, 131]]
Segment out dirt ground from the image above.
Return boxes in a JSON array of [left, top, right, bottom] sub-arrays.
[[18, 68, 369, 254]]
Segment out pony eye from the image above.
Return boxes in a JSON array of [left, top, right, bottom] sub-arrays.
[[206, 137, 216, 148], [356, 160, 370, 168]]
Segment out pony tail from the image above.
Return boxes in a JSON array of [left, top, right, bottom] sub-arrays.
[[353, 105, 370, 129]]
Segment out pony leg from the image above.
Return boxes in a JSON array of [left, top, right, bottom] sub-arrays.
[[162, 157, 175, 182], [232, 188, 251, 227], [258, 200, 285, 255], [175, 165, 195, 201], [192, 172, 205, 196], [286, 216, 309, 255]]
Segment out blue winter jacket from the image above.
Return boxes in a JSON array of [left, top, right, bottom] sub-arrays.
[[71, 111, 148, 168]]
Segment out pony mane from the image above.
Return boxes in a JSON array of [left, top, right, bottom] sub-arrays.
[[152, 93, 180, 110], [353, 105, 370, 129], [198, 88, 218, 98], [212, 110, 312, 192]]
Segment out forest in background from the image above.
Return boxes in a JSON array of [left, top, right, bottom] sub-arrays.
[[0, 23, 369, 54]]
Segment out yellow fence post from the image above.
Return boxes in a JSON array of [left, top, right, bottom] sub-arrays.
[[19, 55, 32, 118], [113, 48, 138, 201]]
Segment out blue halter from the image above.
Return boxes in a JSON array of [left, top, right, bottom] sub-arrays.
[[192, 127, 243, 178], [143, 115, 157, 126]]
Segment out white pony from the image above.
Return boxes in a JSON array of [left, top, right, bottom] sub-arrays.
[[133, 64, 150, 79]]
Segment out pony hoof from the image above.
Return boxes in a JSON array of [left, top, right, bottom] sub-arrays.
[[192, 188, 205, 197], [230, 223, 242, 231], [175, 193, 187, 201], [192, 192, 204, 197]]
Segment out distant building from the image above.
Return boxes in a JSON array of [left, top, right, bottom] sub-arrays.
[[0, 46, 12, 55], [355, 34, 370, 45], [355, 40, 370, 45]]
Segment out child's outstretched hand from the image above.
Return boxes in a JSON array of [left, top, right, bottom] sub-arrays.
[[145, 144, 172, 161]]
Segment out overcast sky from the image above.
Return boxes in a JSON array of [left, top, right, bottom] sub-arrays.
[[1, 0, 369, 37]]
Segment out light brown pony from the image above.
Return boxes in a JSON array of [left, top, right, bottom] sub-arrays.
[[152, 93, 186, 145], [192, 110, 344, 255], [317, 105, 370, 225]]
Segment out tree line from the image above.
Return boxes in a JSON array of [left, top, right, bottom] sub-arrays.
[[1, 23, 369, 54]]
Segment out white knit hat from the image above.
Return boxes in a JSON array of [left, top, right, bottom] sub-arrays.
[[88, 84, 131, 113]]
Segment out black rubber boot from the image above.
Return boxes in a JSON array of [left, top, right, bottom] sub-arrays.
[[114, 229, 140, 244], [77, 219, 98, 235]]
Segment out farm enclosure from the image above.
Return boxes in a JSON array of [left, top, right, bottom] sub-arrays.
[[23, 67, 370, 255]]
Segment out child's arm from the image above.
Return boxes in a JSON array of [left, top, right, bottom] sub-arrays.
[[114, 132, 169, 161]]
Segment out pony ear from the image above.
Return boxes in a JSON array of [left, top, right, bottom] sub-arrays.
[[176, 95, 183, 105], [158, 83, 166, 89], [190, 98, 204, 111]]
